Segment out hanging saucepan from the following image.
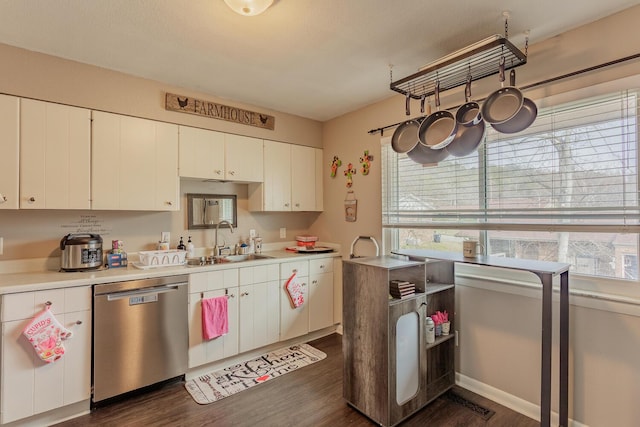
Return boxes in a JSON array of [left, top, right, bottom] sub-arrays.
[[447, 76, 486, 157], [418, 81, 457, 150], [455, 75, 482, 127], [491, 69, 538, 134], [481, 57, 524, 125]]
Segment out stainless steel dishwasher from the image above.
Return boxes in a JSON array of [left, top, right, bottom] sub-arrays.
[[93, 275, 188, 404]]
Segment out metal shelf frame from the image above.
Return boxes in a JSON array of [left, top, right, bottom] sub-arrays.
[[390, 36, 527, 100]]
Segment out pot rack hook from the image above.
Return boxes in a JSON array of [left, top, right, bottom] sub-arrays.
[[524, 29, 530, 56]]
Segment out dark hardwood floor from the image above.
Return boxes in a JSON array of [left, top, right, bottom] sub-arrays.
[[55, 334, 537, 426]]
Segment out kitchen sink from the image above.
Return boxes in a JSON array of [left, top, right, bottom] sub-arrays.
[[222, 254, 274, 262]]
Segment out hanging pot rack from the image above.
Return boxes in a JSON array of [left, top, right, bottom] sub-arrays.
[[390, 35, 527, 100], [370, 51, 640, 136]]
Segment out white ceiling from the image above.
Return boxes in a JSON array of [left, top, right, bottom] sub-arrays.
[[0, 0, 638, 121]]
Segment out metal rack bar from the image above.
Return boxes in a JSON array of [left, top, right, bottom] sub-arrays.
[[371, 51, 640, 136], [390, 36, 527, 100]]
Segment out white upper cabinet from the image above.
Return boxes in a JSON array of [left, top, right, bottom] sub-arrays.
[[224, 134, 263, 182], [249, 141, 322, 212], [0, 95, 19, 210], [92, 111, 179, 211], [291, 145, 316, 211], [179, 126, 263, 183], [20, 99, 91, 209], [178, 126, 225, 180]]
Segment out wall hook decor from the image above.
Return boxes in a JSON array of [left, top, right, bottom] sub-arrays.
[[360, 150, 374, 175], [330, 156, 342, 177], [344, 163, 356, 188]]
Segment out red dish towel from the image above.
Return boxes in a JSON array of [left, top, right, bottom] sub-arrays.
[[201, 296, 229, 340]]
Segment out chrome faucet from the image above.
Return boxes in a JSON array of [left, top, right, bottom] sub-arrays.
[[214, 220, 234, 256]]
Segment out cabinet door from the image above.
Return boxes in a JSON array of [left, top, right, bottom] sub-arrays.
[[92, 112, 179, 210], [263, 140, 291, 210], [0, 95, 19, 210], [225, 134, 263, 182], [20, 99, 91, 209], [178, 126, 225, 179], [280, 275, 309, 341], [309, 271, 334, 332], [239, 280, 280, 353], [1, 319, 35, 424], [188, 289, 239, 368], [291, 145, 316, 211], [61, 310, 91, 405], [315, 148, 324, 211]]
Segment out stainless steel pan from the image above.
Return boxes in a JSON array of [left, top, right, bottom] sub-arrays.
[[490, 70, 538, 134], [455, 75, 482, 127], [391, 118, 423, 154], [481, 57, 524, 125], [418, 81, 457, 150]]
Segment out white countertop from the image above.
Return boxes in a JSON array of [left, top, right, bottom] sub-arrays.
[[0, 248, 342, 294]]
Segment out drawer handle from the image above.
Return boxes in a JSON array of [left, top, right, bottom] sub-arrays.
[[312, 280, 318, 285], [45, 301, 52, 306], [241, 292, 250, 297], [75, 320, 82, 325], [29, 197, 36, 203], [320, 264, 325, 269]]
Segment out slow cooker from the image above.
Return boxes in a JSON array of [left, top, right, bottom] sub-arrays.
[[60, 233, 103, 271]]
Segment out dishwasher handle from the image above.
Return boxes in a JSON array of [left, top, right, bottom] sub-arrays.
[[105, 284, 181, 302]]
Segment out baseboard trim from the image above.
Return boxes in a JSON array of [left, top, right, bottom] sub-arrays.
[[456, 373, 588, 427]]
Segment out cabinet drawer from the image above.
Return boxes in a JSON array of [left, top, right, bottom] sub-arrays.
[[280, 260, 309, 278], [189, 269, 238, 293], [309, 258, 334, 275], [1, 286, 90, 322], [239, 263, 279, 286]]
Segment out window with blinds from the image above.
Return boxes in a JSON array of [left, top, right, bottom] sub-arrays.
[[382, 90, 640, 280]]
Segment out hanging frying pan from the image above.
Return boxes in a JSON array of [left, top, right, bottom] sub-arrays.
[[481, 57, 524, 125], [447, 119, 486, 157], [418, 81, 457, 150], [455, 75, 482, 127], [407, 139, 449, 164], [491, 69, 538, 134], [391, 118, 424, 154]]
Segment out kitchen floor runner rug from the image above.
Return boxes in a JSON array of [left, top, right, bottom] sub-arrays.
[[184, 343, 327, 404]]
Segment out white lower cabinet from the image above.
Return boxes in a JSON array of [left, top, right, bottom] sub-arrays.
[[0, 286, 91, 424], [309, 257, 335, 332], [187, 269, 239, 368], [279, 260, 310, 341], [238, 264, 280, 353]]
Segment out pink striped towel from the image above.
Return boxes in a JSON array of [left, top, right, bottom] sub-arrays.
[[202, 296, 228, 340]]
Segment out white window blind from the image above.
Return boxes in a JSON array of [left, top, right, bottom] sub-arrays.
[[382, 90, 639, 232]]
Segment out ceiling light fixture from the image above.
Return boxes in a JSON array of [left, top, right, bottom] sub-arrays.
[[224, 0, 274, 16]]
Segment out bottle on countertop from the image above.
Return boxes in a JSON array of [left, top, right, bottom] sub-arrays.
[[187, 236, 195, 258], [177, 236, 186, 251], [425, 316, 435, 344]]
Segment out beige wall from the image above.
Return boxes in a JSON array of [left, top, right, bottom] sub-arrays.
[[317, 5, 640, 426]]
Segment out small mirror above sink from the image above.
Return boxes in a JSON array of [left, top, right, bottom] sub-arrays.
[[187, 193, 237, 230]]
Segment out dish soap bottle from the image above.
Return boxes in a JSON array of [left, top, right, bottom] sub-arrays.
[[177, 236, 186, 251], [187, 236, 195, 258]]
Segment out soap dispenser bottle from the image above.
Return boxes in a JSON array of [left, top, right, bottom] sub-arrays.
[[187, 236, 195, 258], [177, 236, 186, 251]]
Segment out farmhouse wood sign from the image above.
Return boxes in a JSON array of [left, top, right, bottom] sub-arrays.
[[165, 93, 275, 130]]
